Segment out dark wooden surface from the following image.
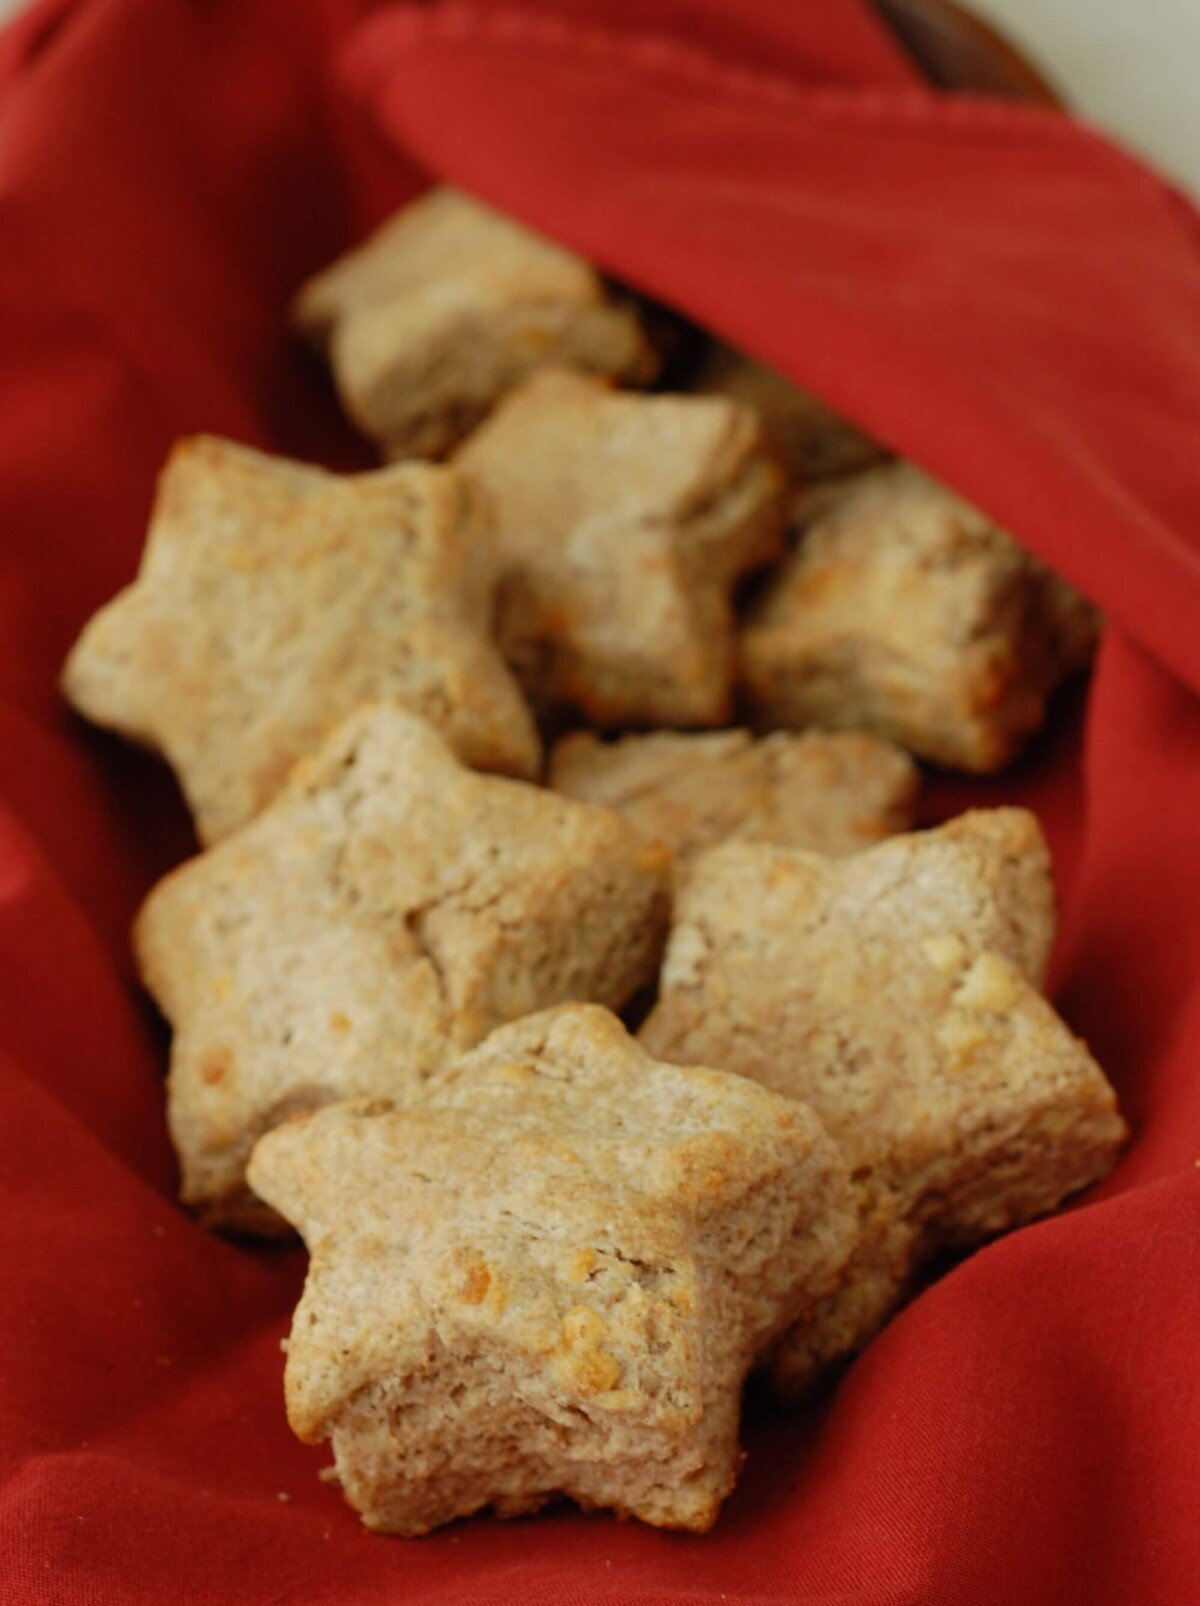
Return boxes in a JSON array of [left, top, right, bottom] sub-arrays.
[[873, 0, 1063, 106]]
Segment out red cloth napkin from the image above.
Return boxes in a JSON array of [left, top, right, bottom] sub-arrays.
[[1, 2, 1198, 1601]]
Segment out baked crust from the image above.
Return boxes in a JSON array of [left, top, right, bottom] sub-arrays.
[[294, 187, 658, 457], [62, 437, 540, 842], [690, 342, 886, 482], [135, 706, 671, 1230], [640, 810, 1127, 1396], [456, 368, 787, 727], [740, 462, 1100, 770], [247, 1005, 858, 1534], [549, 728, 918, 883]]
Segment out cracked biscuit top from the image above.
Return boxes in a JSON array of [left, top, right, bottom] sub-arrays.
[[61, 437, 541, 842], [455, 368, 787, 728], [135, 707, 671, 1232], [294, 187, 658, 458], [640, 810, 1126, 1395], [740, 461, 1100, 771], [549, 728, 918, 883], [248, 1004, 858, 1536]]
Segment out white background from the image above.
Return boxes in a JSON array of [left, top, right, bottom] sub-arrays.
[[972, 0, 1200, 194], [0, 0, 1195, 196]]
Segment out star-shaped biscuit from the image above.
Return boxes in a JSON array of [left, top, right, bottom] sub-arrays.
[[294, 187, 658, 458], [640, 809, 1126, 1397], [62, 437, 541, 842], [691, 342, 887, 483], [455, 369, 787, 727], [740, 462, 1100, 771], [136, 706, 671, 1233], [549, 728, 918, 885], [247, 1005, 858, 1535]]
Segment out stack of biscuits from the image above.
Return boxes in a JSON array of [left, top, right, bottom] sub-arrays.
[[63, 188, 1125, 1538]]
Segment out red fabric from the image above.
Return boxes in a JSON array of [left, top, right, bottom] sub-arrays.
[[1, 2, 1198, 1601]]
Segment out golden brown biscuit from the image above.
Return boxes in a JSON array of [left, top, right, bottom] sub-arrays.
[[248, 1005, 858, 1534], [549, 728, 918, 883], [691, 342, 886, 482], [136, 707, 671, 1232], [294, 187, 657, 458], [740, 462, 1100, 771], [455, 369, 787, 727], [640, 810, 1126, 1396], [62, 437, 540, 842]]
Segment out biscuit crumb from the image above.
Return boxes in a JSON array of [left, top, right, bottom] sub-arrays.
[[955, 952, 1021, 1013], [569, 1349, 622, 1396], [459, 1260, 492, 1306], [922, 934, 965, 974], [937, 1011, 992, 1065], [560, 1306, 605, 1348], [493, 1061, 535, 1083], [484, 1274, 508, 1318], [563, 1248, 597, 1285]]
